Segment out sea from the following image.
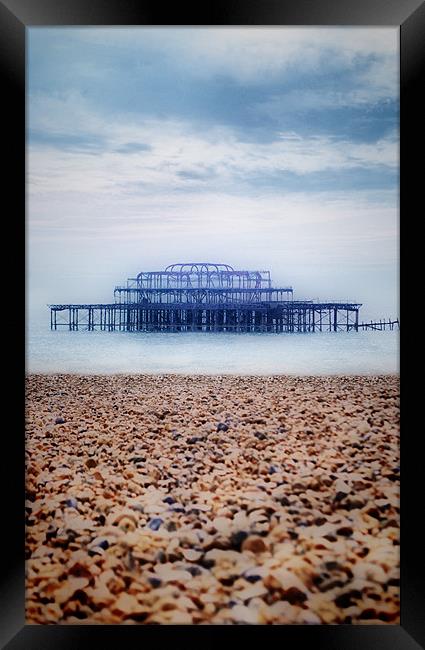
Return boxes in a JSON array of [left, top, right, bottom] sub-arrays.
[[27, 320, 399, 375]]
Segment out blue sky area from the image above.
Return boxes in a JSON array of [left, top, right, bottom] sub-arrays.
[[27, 28, 399, 321]]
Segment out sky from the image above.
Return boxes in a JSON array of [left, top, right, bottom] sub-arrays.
[[27, 27, 399, 322]]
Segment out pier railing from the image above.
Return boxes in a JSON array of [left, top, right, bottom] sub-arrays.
[[358, 319, 399, 331]]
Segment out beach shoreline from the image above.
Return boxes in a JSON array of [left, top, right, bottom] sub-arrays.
[[25, 374, 399, 625]]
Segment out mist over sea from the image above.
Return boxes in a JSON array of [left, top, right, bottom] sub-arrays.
[[27, 317, 399, 375]]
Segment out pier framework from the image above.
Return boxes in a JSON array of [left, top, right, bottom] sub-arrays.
[[49, 262, 363, 333]]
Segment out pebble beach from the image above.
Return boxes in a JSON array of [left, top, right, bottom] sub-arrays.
[[25, 374, 400, 625]]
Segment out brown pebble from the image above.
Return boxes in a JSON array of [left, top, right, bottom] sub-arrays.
[[241, 536, 267, 554], [283, 587, 307, 605]]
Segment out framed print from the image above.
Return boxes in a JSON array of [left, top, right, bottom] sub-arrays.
[[1, 0, 423, 647]]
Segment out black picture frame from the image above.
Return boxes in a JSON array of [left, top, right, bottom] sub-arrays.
[[2, 0, 422, 647]]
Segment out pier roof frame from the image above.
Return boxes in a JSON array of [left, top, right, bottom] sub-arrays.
[[134, 263, 272, 290], [164, 262, 235, 273]]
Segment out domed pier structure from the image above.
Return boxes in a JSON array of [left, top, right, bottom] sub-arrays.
[[49, 262, 363, 333]]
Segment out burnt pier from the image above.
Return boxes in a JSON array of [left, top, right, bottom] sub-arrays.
[[49, 262, 362, 333]]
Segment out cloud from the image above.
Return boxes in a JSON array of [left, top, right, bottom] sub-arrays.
[[28, 92, 398, 203], [29, 28, 398, 122], [113, 142, 152, 154], [66, 27, 398, 86]]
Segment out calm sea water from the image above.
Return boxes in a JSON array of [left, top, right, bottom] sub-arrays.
[[27, 322, 399, 375]]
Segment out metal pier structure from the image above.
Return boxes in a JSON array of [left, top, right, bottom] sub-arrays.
[[358, 319, 399, 331], [49, 262, 363, 333]]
